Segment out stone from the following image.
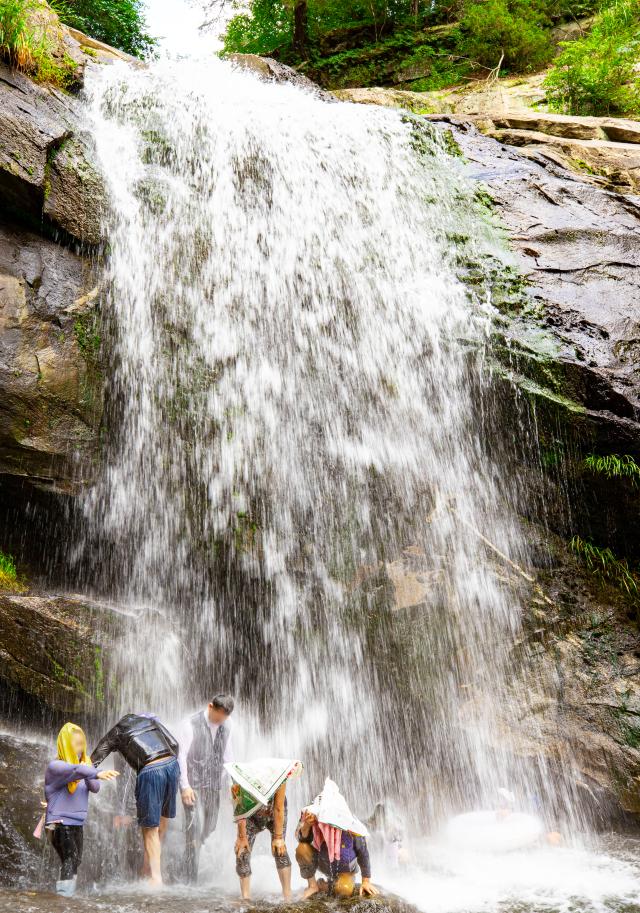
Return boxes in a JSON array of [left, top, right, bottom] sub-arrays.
[[0, 593, 120, 717], [43, 134, 106, 247], [0, 219, 103, 489], [0, 60, 105, 247], [227, 53, 336, 102], [334, 86, 435, 113], [63, 25, 144, 67], [484, 129, 640, 192]]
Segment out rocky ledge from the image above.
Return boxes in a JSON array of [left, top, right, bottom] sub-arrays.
[[0, 592, 124, 720], [0, 22, 110, 492], [336, 88, 640, 193]]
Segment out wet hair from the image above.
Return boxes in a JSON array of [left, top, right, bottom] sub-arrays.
[[210, 693, 235, 715]]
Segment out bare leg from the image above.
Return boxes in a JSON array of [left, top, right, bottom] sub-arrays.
[[142, 826, 163, 886], [278, 865, 292, 901], [159, 817, 169, 841], [239, 875, 251, 900], [303, 875, 319, 899]]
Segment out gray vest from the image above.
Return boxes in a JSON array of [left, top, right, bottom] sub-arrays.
[[186, 710, 229, 790]]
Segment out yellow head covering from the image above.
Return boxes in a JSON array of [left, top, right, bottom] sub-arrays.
[[56, 723, 89, 794]]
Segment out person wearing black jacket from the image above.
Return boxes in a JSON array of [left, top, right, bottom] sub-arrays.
[[91, 713, 179, 886]]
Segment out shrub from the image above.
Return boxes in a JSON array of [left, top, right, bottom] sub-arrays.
[[51, 0, 155, 58], [0, 549, 24, 593], [583, 453, 640, 486], [571, 535, 640, 603], [458, 0, 555, 73], [545, 0, 640, 115], [0, 0, 76, 83]]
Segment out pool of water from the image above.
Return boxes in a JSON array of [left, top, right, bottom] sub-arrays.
[[4, 834, 639, 913]]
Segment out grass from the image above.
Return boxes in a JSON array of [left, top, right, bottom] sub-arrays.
[[0, 0, 78, 86], [571, 535, 640, 603], [583, 453, 640, 487], [0, 549, 26, 593]]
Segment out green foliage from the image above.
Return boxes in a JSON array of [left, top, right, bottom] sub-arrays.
[[458, 0, 554, 72], [74, 313, 101, 358], [571, 535, 640, 603], [0, 549, 24, 592], [545, 0, 640, 115], [0, 0, 77, 84], [583, 453, 640, 486], [50, 0, 155, 58], [222, 0, 290, 55]]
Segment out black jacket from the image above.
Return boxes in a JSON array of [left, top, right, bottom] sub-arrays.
[[91, 713, 179, 773]]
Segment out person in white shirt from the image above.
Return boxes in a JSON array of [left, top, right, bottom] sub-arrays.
[[176, 693, 235, 882]]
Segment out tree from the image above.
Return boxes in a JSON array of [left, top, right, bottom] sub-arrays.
[[51, 0, 155, 57], [292, 0, 308, 57]]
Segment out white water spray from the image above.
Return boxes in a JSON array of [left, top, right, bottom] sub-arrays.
[[73, 25, 640, 911]]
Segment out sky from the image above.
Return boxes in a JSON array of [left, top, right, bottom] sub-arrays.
[[144, 0, 227, 54]]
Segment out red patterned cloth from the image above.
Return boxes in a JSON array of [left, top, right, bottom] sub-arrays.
[[312, 821, 342, 863]]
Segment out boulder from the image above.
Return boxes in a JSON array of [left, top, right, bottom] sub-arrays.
[[0, 61, 105, 247], [412, 116, 640, 454], [227, 53, 336, 101], [0, 732, 48, 889], [0, 219, 103, 490]]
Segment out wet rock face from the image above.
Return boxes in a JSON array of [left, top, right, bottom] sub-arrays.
[[0, 62, 105, 247], [0, 733, 48, 889], [0, 53, 107, 495], [0, 220, 102, 490], [227, 53, 337, 102], [434, 117, 640, 450], [0, 594, 121, 721]]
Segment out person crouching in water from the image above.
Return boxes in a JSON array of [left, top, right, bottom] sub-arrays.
[[91, 712, 180, 887], [44, 723, 119, 896], [296, 778, 379, 899], [226, 758, 303, 901]]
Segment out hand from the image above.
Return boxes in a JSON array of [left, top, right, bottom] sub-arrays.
[[181, 787, 196, 807], [113, 815, 134, 829], [97, 769, 120, 781], [300, 811, 316, 837], [360, 878, 379, 897], [272, 837, 287, 856], [235, 835, 250, 856]]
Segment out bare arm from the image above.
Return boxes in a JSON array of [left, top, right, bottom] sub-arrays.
[[271, 783, 287, 855], [235, 817, 249, 855]]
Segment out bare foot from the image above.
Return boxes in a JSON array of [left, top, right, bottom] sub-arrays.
[[283, 891, 293, 901], [303, 884, 319, 899]]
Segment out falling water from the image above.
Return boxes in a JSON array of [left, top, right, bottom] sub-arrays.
[[60, 37, 640, 912], [81, 49, 549, 819]]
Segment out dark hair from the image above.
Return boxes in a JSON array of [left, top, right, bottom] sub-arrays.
[[210, 693, 234, 715]]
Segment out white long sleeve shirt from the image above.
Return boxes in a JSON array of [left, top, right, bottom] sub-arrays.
[[176, 710, 234, 791]]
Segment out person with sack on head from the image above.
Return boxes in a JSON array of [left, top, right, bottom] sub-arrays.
[[296, 778, 379, 899], [225, 757, 303, 901]]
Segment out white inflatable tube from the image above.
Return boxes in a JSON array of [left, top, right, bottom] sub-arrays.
[[445, 810, 544, 852]]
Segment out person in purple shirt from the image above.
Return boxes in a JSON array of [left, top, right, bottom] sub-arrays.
[[44, 723, 118, 896]]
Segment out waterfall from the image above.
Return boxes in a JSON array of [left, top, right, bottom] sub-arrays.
[[81, 53, 574, 840]]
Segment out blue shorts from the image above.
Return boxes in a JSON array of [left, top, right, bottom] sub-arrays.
[[135, 757, 179, 828]]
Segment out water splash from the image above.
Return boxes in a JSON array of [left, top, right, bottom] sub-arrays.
[[80, 51, 581, 851]]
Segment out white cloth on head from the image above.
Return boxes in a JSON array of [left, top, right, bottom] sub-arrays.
[[304, 778, 369, 837]]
